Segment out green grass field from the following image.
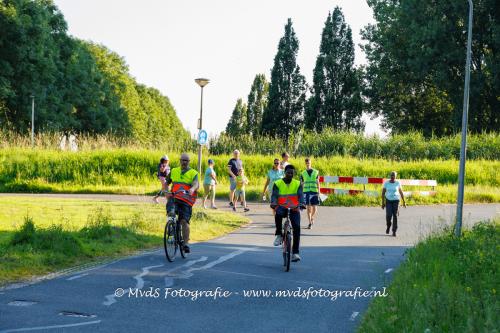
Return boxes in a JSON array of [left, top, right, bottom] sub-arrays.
[[0, 196, 249, 286], [1, 149, 498, 206], [358, 221, 499, 332]]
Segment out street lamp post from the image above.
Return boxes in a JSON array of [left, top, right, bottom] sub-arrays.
[[455, 0, 473, 237], [30, 94, 35, 148], [195, 78, 210, 176]]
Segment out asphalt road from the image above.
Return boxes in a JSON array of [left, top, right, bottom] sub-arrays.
[[0, 195, 498, 333]]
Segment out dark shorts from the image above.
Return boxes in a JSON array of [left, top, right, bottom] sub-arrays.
[[304, 192, 319, 206], [166, 199, 193, 223]]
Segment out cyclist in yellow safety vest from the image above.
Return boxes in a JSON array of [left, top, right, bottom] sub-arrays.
[[270, 164, 306, 262], [300, 157, 321, 229], [165, 153, 199, 254]]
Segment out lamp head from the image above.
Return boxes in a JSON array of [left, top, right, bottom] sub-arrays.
[[195, 78, 210, 87]]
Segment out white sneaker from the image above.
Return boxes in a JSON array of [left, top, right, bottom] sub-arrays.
[[273, 235, 282, 246], [292, 254, 301, 262]]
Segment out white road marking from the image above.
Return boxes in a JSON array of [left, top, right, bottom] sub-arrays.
[[164, 256, 208, 287], [350, 312, 359, 321], [170, 250, 248, 281], [384, 268, 394, 274], [133, 264, 164, 289], [103, 263, 164, 306], [66, 273, 89, 281], [0, 320, 101, 332]]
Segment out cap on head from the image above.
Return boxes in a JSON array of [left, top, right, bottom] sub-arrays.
[[161, 155, 169, 161], [233, 149, 240, 155], [208, 159, 214, 164]]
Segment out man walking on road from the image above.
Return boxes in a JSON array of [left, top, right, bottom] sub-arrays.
[[300, 158, 320, 229], [228, 149, 243, 207]]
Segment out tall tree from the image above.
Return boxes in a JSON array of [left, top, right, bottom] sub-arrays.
[[225, 98, 247, 137], [245, 74, 269, 137], [362, 0, 499, 136], [306, 7, 364, 132], [261, 18, 307, 140]]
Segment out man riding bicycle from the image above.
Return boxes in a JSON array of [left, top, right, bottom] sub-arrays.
[[165, 153, 199, 253], [270, 164, 305, 262]]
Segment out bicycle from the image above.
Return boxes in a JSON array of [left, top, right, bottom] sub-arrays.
[[163, 192, 188, 262]]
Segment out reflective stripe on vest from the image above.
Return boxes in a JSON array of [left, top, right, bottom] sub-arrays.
[[302, 169, 319, 193], [170, 167, 198, 206], [275, 179, 300, 208]]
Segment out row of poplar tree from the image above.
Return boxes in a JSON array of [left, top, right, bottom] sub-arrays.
[[226, 2, 499, 139], [0, 0, 190, 144]]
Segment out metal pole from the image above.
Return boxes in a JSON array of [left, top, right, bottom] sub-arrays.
[[31, 95, 35, 148], [197, 86, 204, 176], [455, 0, 473, 237]]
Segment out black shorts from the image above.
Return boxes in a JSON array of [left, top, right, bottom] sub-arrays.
[[166, 199, 193, 223], [304, 192, 319, 206]]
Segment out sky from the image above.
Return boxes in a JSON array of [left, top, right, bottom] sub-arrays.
[[53, 0, 385, 137]]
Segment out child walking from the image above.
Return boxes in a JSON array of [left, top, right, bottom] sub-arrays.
[[233, 168, 250, 212]]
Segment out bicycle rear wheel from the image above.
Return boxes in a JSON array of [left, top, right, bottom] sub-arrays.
[[164, 220, 177, 262]]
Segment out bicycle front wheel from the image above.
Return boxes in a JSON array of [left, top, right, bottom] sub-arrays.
[[284, 231, 291, 272], [164, 221, 177, 262]]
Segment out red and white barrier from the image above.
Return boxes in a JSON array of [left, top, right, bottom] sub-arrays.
[[319, 176, 437, 187], [319, 176, 438, 197]]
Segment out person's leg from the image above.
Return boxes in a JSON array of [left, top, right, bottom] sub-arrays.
[[178, 203, 192, 249], [311, 205, 318, 224], [307, 205, 312, 224], [242, 191, 249, 211], [229, 177, 236, 204], [203, 184, 210, 208], [311, 194, 319, 224], [290, 210, 301, 254], [392, 201, 399, 233], [210, 185, 216, 207], [385, 202, 393, 233], [166, 198, 175, 217], [275, 207, 285, 235]]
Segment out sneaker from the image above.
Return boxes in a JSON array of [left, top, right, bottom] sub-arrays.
[[386, 227, 390, 234], [244, 208, 250, 212], [292, 254, 301, 262], [183, 245, 191, 253], [229, 202, 234, 207], [153, 197, 159, 204], [307, 223, 312, 229], [392, 231, 396, 237], [273, 235, 282, 246], [211, 206, 218, 210], [232, 206, 236, 212]]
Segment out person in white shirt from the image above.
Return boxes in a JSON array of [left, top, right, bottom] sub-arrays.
[[381, 171, 406, 237]]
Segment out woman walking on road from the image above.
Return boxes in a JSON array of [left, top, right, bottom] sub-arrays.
[[381, 171, 406, 237], [262, 158, 284, 215]]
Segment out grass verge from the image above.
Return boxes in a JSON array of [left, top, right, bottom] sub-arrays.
[[0, 196, 249, 286], [357, 221, 499, 332]]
